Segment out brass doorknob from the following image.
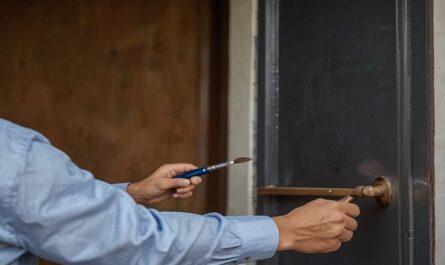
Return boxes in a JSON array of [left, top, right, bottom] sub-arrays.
[[257, 176, 392, 206]]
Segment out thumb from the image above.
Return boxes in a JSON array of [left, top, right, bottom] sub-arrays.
[[163, 163, 197, 177]]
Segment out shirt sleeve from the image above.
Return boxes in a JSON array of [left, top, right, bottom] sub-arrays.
[[7, 138, 279, 265], [112, 183, 129, 192]]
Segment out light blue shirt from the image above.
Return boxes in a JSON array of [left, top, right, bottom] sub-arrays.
[[0, 119, 278, 265]]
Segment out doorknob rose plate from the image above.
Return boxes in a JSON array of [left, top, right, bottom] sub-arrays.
[[372, 176, 392, 207]]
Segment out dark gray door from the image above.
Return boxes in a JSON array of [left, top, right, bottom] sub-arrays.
[[256, 0, 433, 265]]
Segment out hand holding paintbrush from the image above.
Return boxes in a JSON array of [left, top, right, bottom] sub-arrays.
[[126, 158, 252, 206]]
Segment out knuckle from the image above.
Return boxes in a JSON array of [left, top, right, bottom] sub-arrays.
[[179, 178, 188, 184], [331, 213, 345, 223], [315, 198, 326, 203], [159, 181, 170, 190], [328, 226, 343, 238], [326, 201, 342, 211], [155, 180, 165, 188], [335, 227, 343, 237], [327, 200, 338, 205], [333, 201, 344, 209]]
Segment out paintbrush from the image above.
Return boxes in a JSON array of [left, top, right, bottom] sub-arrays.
[[174, 157, 252, 179]]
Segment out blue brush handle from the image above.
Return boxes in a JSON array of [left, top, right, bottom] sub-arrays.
[[174, 167, 209, 179]]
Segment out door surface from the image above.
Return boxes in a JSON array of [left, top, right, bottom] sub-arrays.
[[256, 0, 433, 265]]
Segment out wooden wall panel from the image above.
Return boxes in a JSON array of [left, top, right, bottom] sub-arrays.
[[0, 0, 211, 213], [0, 1, 229, 264]]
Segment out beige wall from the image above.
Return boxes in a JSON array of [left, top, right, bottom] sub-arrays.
[[435, 0, 445, 263], [227, 0, 257, 215]]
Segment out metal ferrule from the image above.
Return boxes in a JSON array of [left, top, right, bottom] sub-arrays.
[[206, 160, 235, 172]]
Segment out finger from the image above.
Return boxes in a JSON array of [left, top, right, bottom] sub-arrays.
[[339, 229, 353, 242], [344, 215, 358, 231], [160, 178, 191, 190], [174, 191, 193, 199], [190, 176, 202, 185], [340, 202, 360, 217], [176, 184, 196, 194]]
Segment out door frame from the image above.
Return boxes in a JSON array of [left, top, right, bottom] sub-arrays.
[[226, 0, 258, 215]]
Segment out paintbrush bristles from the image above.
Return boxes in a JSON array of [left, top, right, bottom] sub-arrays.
[[233, 157, 252, 163]]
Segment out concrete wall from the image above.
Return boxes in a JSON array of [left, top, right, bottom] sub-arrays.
[[227, 0, 257, 215], [435, 0, 445, 263]]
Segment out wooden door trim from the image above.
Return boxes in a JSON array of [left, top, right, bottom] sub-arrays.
[[197, 0, 229, 214]]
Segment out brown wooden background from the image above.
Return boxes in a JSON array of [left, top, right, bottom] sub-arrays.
[[0, 0, 227, 264]]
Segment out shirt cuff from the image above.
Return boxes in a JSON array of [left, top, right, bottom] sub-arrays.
[[112, 183, 129, 192], [227, 215, 279, 263]]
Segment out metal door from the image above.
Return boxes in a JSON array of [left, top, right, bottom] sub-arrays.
[[256, 0, 433, 264]]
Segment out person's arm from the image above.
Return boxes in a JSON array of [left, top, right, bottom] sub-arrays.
[[7, 138, 278, 265], [1, 121, 360, 264]]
